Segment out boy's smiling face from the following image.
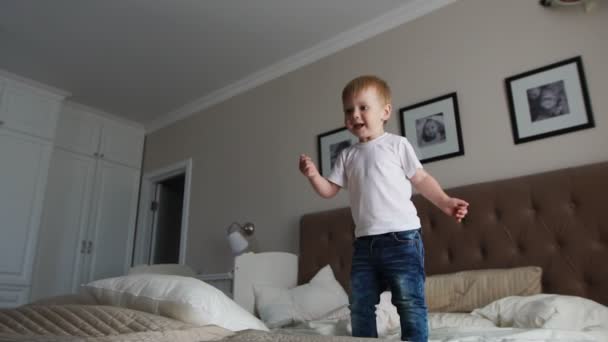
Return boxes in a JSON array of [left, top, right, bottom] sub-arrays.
[[343, 86, 391, 142]]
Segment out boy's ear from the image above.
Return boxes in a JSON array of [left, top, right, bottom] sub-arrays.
[[382, 103, 392, 121]]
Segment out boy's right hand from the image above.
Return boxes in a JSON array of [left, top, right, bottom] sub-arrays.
[[299, 154, 320, 178]]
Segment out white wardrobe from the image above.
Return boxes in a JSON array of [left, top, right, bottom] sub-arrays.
[[30, 103, 144, 302], [0, 75, 65, 308]]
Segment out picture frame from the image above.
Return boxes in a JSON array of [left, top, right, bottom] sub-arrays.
[[399, 92, 464, 164], [317, 127, 358, 177], [505, 56, 594, 144]]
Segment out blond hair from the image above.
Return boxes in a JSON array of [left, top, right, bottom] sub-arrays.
[[342, 75, 391, 105]]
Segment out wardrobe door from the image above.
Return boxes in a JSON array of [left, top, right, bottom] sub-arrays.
[[30, 149, 96, 301], [85, 160, 140, 282], [0, 285, 29, 308], [0, 130, 51, 287]]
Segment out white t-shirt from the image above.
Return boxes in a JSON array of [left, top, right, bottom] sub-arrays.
[[327, 133, 422, 237]]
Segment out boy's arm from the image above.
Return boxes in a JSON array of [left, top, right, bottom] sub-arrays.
[[410, 168, 468, 222], [299, 154, 340, 198], [307, 175, 341, 198]]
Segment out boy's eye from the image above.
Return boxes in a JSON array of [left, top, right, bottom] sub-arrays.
[[359, 105, 368, 111], [344, 108, 354, 115]]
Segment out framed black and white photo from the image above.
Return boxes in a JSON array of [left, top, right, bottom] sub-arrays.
[[317, 127, 358, 177], [505, 56, 594, 144], [399, 92, 464, 164]]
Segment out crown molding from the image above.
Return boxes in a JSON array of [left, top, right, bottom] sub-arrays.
[[146, 0, 457, 133], [0, 69, 71, 99]]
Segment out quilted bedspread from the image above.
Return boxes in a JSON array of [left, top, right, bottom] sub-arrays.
[[0, 304, 231, 342]]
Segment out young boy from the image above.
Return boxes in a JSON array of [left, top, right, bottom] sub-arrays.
[[299, 75, 468, 342]]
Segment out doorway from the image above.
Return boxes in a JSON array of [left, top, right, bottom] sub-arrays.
[[133, 159, 192, 266], [150, 174, 184, 264]]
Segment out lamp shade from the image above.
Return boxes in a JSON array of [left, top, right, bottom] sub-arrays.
[[228, 231, 249, 255], [226, 222, 256, 255]]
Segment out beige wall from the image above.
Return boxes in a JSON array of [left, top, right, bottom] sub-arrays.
[[144, 0, 608, 274]]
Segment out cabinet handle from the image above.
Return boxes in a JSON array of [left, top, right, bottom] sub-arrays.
[[0, 120, 4, 126], [87, 241, 93, 254], [93, 152, 99, 157], [80, 240, 87, 254], [100, 153, 105, 158]]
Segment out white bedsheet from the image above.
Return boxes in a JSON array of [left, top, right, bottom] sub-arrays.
[[273, 318, 351, 337], [428, 327, 606, 342], [273, 315, 608, 342]]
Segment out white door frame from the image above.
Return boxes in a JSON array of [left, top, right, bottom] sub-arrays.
[[134, 159, 192, 265]]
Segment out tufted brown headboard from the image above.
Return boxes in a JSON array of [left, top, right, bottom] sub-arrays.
[[299, 161, 608, 306]]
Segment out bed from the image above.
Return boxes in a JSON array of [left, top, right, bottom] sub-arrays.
[[291, 160, 608, 341]]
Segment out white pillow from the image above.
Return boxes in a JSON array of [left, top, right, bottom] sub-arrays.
[[254, 265, 349, 328], [539, 295, 608, 331], [472, 294, 556, 328], [253, 285, 294, 328], [377, 292, 496, 333], [82, 274, 268, 332], [472, 294, 608, 330]]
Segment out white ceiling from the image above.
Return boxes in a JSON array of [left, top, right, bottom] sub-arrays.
[[0, 0, 453, 130]]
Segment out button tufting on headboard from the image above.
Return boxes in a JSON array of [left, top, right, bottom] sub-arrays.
[[479, 246, 488, 260]]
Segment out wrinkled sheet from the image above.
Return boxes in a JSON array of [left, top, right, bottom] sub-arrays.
[[427, 327, 607, 342], [274, 317, 608, 342]]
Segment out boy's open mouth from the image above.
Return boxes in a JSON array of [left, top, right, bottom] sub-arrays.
[[354, 123, 365, 130]]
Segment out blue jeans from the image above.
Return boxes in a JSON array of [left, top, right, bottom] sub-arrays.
[[350, 229, 428, 342]]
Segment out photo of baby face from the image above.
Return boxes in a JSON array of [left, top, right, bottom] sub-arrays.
[[526, 80, 570, 122], [416, 113, 446, 147]]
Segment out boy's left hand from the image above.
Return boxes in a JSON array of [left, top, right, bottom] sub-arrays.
[[441, 198, 469, 222]]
